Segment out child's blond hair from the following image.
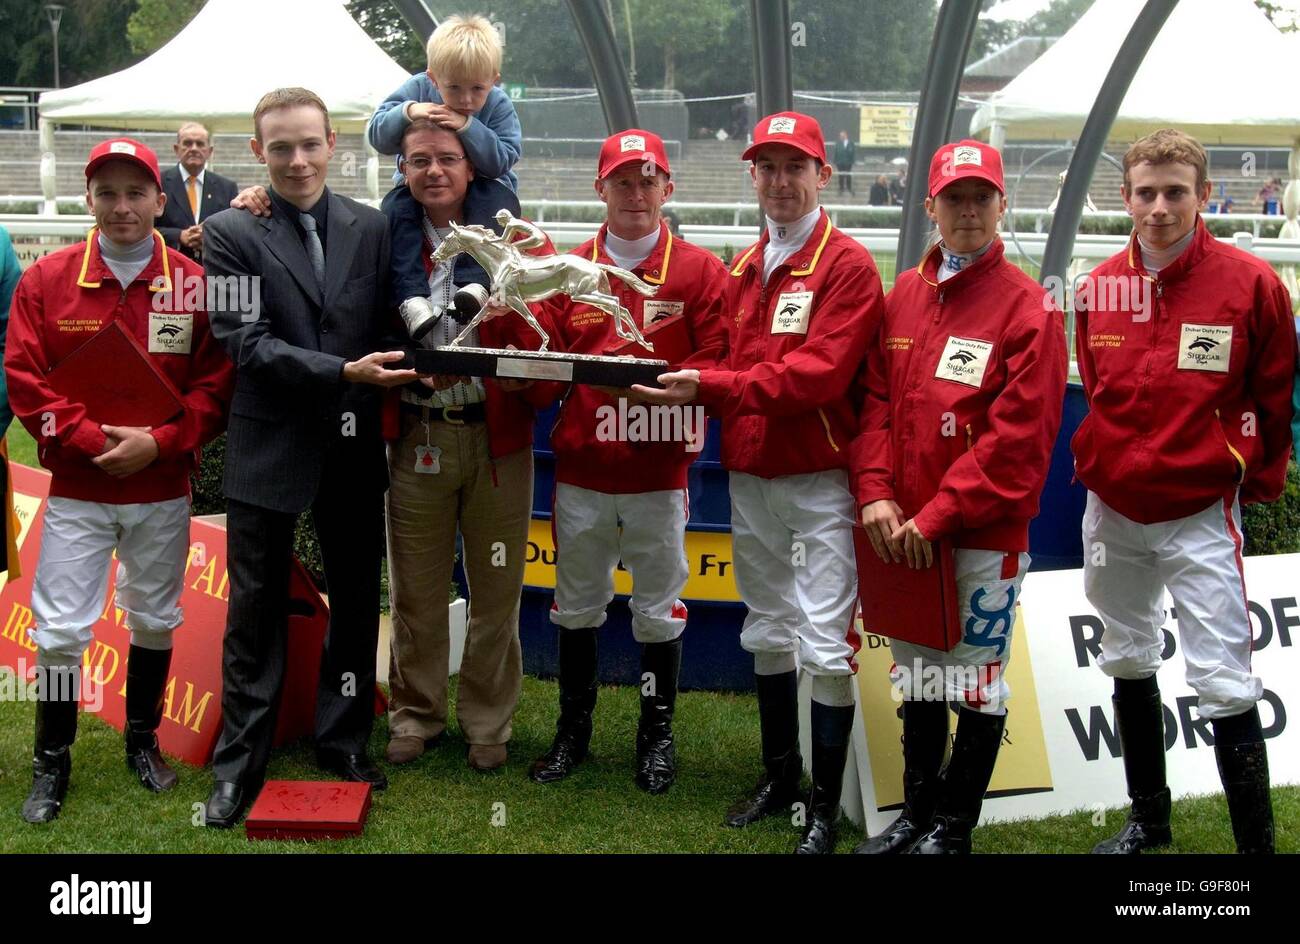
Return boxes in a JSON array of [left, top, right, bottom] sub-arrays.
[[426, 14, 503, 81]]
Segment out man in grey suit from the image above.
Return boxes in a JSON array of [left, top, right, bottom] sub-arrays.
[[201, 87, 419, 828], [157, 122, 239, 261]]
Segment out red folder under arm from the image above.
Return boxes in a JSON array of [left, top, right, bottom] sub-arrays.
[[45, 320, 185, 428], [852, 526, 962, 652]]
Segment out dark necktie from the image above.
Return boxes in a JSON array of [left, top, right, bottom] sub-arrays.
[[299, 212, 325, 294]]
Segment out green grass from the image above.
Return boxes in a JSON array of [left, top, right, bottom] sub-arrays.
[[0, 671, 1294, 853], [3, 421, 1295, 854], [5, 425, 37, 470]]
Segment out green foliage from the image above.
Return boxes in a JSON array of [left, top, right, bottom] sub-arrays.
[[348, 0, 426, 72], [191, 434, 327, 587], [0, 0, 139, 87], [971, 0, 1092, 60], [348, 0, 937, 139], [126, 0, 205, 56], [789, 0, 935, 92], [1243, 460, 1300, 556]]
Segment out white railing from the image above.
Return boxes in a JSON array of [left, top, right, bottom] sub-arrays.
[[3, 194, 1286, 235], [521, 199, 1285, 235], [6, 212, 1299, 265], [532, 219, 1300, 264]]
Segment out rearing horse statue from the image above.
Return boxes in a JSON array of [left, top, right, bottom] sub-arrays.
[[430, 215, 658, 352]]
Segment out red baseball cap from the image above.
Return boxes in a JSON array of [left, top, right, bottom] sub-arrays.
[[742, 111, 827, 163], [928, 139, 1004, 197], [85, 137, 163, 189], [597, 129, 672, 179]]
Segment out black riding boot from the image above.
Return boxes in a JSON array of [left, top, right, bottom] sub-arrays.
[[724, 670, 802, 827], [1092, 676, 1172, 854], [855, 699, 949, 853], [530, 628, 598, 783], [908, 707, 1006, 854], [635, 638, 682, 794], [1212, 707, 1273, 855], [794, 700, 855, 854], [22, 665, 80, 824], [125, 645, 179, 792]]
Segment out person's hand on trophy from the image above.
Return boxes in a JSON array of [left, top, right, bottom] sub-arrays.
[[632, 369, 699, 405], [420, 373, 472, 391], [344, 351, 423, 387]]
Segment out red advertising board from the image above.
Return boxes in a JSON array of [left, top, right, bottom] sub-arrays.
[[0, 463, 335, 766]]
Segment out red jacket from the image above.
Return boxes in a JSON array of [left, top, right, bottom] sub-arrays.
[[1073, 218, 1297, 524], [851, 239, 1067, 551], [697, 210, 884, 478], [4, 230, 234, 503], [541, 221, 728, 493]]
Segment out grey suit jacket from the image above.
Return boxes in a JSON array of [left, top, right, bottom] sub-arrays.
[[203, 190, 395, 513]]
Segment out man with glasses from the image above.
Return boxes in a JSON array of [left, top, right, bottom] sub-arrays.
[[381, 118, 552, 772]]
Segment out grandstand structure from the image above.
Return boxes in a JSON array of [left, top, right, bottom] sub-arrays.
[[0, 125, 1289, 215]]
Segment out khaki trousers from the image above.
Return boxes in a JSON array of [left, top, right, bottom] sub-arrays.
[[385, 413, 532, 745]]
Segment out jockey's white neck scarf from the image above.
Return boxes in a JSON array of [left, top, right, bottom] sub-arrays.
[[937, 238, 994, 283], [604, 227, 659, 272], [763, 207, 821, 283]]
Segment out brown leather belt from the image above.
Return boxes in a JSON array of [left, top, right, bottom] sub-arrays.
[[400, 400, 488, 424]]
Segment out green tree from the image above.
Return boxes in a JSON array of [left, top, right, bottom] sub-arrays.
[[971, 0, 1091, 61], [348, 0, 425, 72], [622, 0, 742, 91], [788, 0, 936, 91], [0, 0, 139, 87], [127, 0, 205, 56]]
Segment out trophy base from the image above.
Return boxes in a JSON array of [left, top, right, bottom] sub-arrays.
[[407, 346, 671, 388]]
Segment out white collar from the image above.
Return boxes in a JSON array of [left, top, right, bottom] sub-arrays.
[[939, 238, 994, 266], [766, 207, 821, 249], [178, 163, 205, 184], [603, 227, 660, 268]]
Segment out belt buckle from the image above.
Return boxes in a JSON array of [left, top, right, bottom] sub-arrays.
[[441, 405, 465, 426]]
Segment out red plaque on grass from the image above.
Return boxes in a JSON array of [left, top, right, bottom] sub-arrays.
[[245, 780, 373, 841]]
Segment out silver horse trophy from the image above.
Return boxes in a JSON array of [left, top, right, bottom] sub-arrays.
[[412, 211, 672, 387]]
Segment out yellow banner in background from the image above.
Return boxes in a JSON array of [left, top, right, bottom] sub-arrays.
[[855, 609, 1054, 809], [522, 517, 741, 603], [857, 105, 917, 148]]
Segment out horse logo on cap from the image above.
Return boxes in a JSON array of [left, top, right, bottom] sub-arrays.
[[109, 142, 137, 156], [620, 134, 646, 152], [768, 116, 797, 135], [953, 145, 982, 166]]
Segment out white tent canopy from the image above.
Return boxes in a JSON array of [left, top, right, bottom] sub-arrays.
[[36, 0, 410, 133], [970, 0, 1300, 147]]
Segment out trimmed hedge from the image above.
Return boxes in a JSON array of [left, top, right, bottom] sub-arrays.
[[191, 433, 328, 587], [1242, 460, 1300, 556]]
